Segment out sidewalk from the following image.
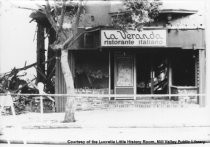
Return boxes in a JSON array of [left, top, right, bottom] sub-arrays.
[[1, 107, 210, 128]]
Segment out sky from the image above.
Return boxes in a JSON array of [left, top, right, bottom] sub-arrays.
[[0, 0, 37, 79]]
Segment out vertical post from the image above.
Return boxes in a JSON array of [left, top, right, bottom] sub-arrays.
[[38, 82, 44, 115], [195, 50, 199, 104], [10, 103, 16, 116], [134, 54, 136, 100], [36, 23, 45, 84], [40, 96, 43, 114], [46, 27, 56, 93], [7, 92, 15, 144], [150, 54, 154, 95], [198, 49, 206, 107], [7, 92, 16, 116], [168, 59, 172, 100], [114, 52, 116, 96], [108, 51, 111, 100]]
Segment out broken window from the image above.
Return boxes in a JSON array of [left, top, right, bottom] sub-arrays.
[[153, 54, 168, 94], [74, 51, 109, 89], [136, 52, 168, 94], [172, 51, 195, 86]]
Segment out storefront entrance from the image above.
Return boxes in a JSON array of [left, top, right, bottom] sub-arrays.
[[112, 51, 169, 98], [114, 52, 135, 95]]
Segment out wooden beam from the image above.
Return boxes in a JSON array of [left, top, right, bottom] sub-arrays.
[[108, 51, 111, 99], [36, 23, 46, 84], [134, 54, 136, 100]]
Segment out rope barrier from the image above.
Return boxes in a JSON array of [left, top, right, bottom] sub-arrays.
[[0, 93, 206, 98]]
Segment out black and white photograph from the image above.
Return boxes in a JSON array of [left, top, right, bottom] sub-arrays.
[[0, 0, 210, 146]]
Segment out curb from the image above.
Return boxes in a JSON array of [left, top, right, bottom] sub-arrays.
[[2, 124, 210, 129]]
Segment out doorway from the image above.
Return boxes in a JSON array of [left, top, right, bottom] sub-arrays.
[[114, 52, 135, 95]]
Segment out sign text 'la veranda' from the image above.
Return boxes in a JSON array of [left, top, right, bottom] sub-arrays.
[[101, 30, 167, 47]]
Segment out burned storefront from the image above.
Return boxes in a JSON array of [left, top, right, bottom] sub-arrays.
[[100, 28, 204, 99], [55, 30, 205, 112], [31, 1, 206, 112]]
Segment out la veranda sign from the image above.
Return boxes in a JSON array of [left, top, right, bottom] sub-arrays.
[[101, 30, 167, 47]]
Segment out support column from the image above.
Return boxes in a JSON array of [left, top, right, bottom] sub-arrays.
[[36, 23, 45, 84], [168, 59, 172, 100], [134, 54, 136, 100], [46, 28, 56, 93], [198, 49, 206, 106], [108, 51, 111, 99]]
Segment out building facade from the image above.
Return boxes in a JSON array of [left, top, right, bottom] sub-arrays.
[[32, 0, 206, 112]]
